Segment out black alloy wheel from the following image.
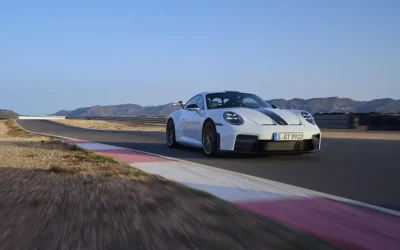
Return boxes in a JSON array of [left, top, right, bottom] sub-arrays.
[[166, 120, 177, 148], [202, 120, 217, 156]]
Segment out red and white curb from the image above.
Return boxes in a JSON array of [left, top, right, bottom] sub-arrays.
[[61, 139, 400, 250]]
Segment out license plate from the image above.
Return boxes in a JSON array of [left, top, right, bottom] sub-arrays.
[[273, 132, 304, 141]]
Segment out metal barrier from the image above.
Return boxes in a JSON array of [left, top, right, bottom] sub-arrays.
[[68, 116, 168, 125], [366, 114, 400, 131], [313, 114, 354, 129], [19, 116, 66, 120]]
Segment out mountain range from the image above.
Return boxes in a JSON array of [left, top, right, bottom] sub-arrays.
[[0, 109, 19, 118], [268, 97, 400, 114], [54, 103, 179, 117], [54, 97, 400, 117]]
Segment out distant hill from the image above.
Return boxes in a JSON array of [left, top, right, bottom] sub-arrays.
[[53, 110, 71, 116], [54, 97, 400, 117], [267, 97, 400, 114], [0, 109, 19, 118], [54, 103, 181, 117]]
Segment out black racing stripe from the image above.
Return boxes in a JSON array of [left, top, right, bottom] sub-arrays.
[[255, 108, 288, 125]]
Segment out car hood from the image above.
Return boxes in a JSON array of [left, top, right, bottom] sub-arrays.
[[225, 107, 301, 125]]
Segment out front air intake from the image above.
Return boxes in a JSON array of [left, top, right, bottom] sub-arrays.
[[234, 135, 258, 151]]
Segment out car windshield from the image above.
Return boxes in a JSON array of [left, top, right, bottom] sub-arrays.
[[206, 92, 272, 109]]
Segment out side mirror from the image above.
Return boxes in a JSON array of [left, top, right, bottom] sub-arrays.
[[271, 104, 279, 109], [186, 104, 200, 111]]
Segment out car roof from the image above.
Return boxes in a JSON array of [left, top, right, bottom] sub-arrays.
[[199, 90, 243, 96]]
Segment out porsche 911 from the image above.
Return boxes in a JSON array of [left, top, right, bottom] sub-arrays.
[[166, 91, 321, 156]]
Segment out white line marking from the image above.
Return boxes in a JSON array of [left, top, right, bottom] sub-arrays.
[[15, 119, 400, 217], [15, 120, 76, 140]]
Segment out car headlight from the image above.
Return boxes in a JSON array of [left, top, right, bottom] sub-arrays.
[[223, 111, 243, 125], [301, 111, 315, 125]]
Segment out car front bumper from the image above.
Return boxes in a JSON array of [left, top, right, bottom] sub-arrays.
[[216, 124, 322, 153], [231, 134, 321, 153]]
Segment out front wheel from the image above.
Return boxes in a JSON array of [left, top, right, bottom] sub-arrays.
[[166, 119, 177, 148], [202, 120, 218, 156]]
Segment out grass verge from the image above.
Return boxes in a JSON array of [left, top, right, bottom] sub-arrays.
[[1, 119, 148, 179], [4, 119, 36, 138]]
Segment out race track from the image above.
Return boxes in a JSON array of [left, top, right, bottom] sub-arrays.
[[17, 119, 400, 211]]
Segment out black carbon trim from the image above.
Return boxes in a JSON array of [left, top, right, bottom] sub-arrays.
[[255, 108, 288, 125], [216, 133, 221, 152]]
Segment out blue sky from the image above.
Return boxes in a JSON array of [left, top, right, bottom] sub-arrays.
[[1, 0, 399, 115]]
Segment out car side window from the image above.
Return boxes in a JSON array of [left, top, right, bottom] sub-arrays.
[[196, 95, 205, 110], [184, 95, 204, 110], [184, 97, 195, 108]]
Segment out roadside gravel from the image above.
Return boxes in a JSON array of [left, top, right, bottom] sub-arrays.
[[0, 119, 145, 177], [0, 119, 341, 249]]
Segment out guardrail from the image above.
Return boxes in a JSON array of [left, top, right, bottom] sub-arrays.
[[19, 116, 66, 120], [313, 113, 400, 130], [366, 114, 400, 131], [313, 114, 357, 129], [68, 116, 168, 125]]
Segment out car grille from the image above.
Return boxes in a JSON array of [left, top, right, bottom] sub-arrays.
[[234, 134, 320, 152]]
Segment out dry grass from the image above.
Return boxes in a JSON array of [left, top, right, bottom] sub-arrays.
[[0, 119, 148, 178], [25, 153, 39, 158], [52, 119, 166, 131], [68, 144, 81, 151], [86, 153, 118, 163], [4, 119, 39, 138]]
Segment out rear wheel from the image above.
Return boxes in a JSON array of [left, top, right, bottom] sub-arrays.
[[202, 120, 218, 156], [166, 119, 177, 148]]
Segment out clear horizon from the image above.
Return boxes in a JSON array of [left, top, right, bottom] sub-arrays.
[[35, 96, 400, 116], [1, 1, 399, 115]]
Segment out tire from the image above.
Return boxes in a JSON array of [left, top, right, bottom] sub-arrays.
[[202, 120, 218, 156], [166, 119, 177, 148]]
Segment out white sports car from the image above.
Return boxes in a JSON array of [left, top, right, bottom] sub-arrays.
[[166, 91, 321, 156]]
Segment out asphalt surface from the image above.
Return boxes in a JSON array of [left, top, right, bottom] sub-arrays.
[[17, 120, 400, 211]]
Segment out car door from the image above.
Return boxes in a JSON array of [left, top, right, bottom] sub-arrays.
[[181, 95, 206, 146], [180, 95, 198, 144]]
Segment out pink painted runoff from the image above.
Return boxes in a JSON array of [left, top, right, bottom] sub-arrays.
[[236, 197, 400, 250], [95, 149, 173, 163]]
